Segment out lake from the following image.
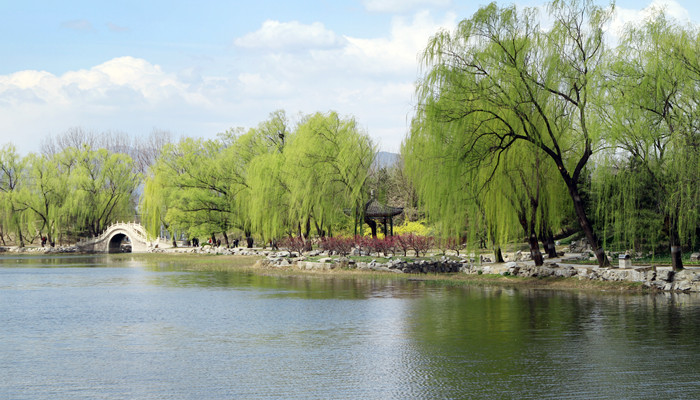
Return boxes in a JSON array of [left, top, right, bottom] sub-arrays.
[[1, 254, 700, 399]]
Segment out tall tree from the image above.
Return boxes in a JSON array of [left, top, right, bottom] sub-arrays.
[[239, 111, 294, 245], [602, 13, 700, 270], [411, 0, 613, 267], [284, 111, 375, 241], [19, 153, 69, 246], [141, 137, 238, 244], [66, 146, 140, 236], [0, 144, 28, 246]]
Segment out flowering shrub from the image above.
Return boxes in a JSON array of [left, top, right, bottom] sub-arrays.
[[396, 234, 433, 256], [436, 237, 465, 256], [446, 237, 465, 256], [411, 235, 433, 257], [280, 236, 306, 256], [319, 236, 355, 256], [395, 234, 412, 256], [367, 236, 395, 257], [356, 235, 374, 255], [394, 220, 430, 236], [352, 236, 396, 256]]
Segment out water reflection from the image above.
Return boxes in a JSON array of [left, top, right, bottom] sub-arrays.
[[1, 255, 700, 399], [405, 287, 700, 398]]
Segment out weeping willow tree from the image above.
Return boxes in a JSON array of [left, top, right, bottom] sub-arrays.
[[140, 137, 242, 245], [284, 111, 375, 241], [405, 109, 570, 266], [238, 110, 294, 246], [403, 111, 513, 262], [599, 12, 700, 270], [500, 143, 571, 265], [64, 146, 140, 236], [409, 0, 613, 267], [0, 144, 30, 246], [246, 151, 289, 244], [18, 153, 69, 246]]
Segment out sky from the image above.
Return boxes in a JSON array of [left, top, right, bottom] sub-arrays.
[[1, 0, 698, 155]]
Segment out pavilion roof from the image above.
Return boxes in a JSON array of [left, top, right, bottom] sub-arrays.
[[364, 198, 403, 218]]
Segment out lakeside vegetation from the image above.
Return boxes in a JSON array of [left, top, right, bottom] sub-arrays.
[[0, 0, 697, 272], [113, 252, 651, 293]]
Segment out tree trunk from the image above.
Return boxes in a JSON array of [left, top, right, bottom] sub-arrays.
[[364, 215, 377, 238], [542, 229, 558, 258], [519, 214, 544, 266], [668, 217, 684, 271], [303, 218, 312, 251], [528, 233, 544, 266], [314, 220, 325, 237], [222, 231, 229, 247], [494, 246, 504, 263], [566, 182, 610, 267], [245, 230, 254, 248]]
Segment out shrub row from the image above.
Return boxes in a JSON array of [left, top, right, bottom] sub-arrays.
[[304, 234, 458, 257]]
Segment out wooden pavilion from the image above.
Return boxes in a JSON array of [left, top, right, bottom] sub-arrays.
[[362, 191, 403, 238]]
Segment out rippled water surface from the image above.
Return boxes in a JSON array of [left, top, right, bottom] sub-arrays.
[[2, 254, 700, 399]]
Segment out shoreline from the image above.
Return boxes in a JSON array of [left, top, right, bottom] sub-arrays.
[[3, 245, 699, 293]]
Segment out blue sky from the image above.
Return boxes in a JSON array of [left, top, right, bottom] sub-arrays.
[[1, 0, 697, 154]]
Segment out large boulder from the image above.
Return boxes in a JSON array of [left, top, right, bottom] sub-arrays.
[[656, 269, 675, 282]]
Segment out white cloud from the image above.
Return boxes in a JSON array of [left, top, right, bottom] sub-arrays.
[[237, 72, 293, 98], [229, 11, 456, 152], [363, 0, 451, 13], [0, 57, 209, 108], [0, 57, 225, 153], [609, 0, 692, 37], [0, 11, 457, 155], [234, 20, 346, 51], [341, 11, 456, 75]]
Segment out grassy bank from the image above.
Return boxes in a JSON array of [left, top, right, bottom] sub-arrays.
[[112, 252, 650, 293]]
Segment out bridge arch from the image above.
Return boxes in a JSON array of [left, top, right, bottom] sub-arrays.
[[77, 222, 168, 253], [107, 231, 132, 253]]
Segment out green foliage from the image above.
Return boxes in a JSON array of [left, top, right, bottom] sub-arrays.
[[597, 11, 700, 253], [405, 0, 595, 260], [65, 147, 140, 236], [0, 143, 140, 245], [284, 111, 375, 239], [141, 109, 375, 245], [404, 0, 697, 267], [140, 136, 245, 243]]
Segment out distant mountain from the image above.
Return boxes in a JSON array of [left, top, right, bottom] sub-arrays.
[[374, 151, 400, 169]]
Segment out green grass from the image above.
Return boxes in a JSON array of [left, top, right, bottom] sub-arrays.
[[557, 232, 584, 245]]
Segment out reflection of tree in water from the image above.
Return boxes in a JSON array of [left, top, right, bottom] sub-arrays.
[[403, 288, 700, 399]]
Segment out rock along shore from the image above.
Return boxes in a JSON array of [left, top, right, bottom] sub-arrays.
[[255, 250, 700, 293], [4, 244, 699, 293]]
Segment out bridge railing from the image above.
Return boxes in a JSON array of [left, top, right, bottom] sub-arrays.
[[76, 221, 154, 246]]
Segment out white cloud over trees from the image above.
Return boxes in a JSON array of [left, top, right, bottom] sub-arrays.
[[0, 1, 694, 155], [362, 0, 452, 13], [234, 20, 347, 51]]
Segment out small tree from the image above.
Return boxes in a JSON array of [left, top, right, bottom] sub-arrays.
[[411, 235, 434, 257], [445, 237, 464, 256], [395, 234, 412, 257], [281, 236, 306, 257]]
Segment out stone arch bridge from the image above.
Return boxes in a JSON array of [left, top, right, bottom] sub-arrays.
[[76, 222, 171, 253]]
